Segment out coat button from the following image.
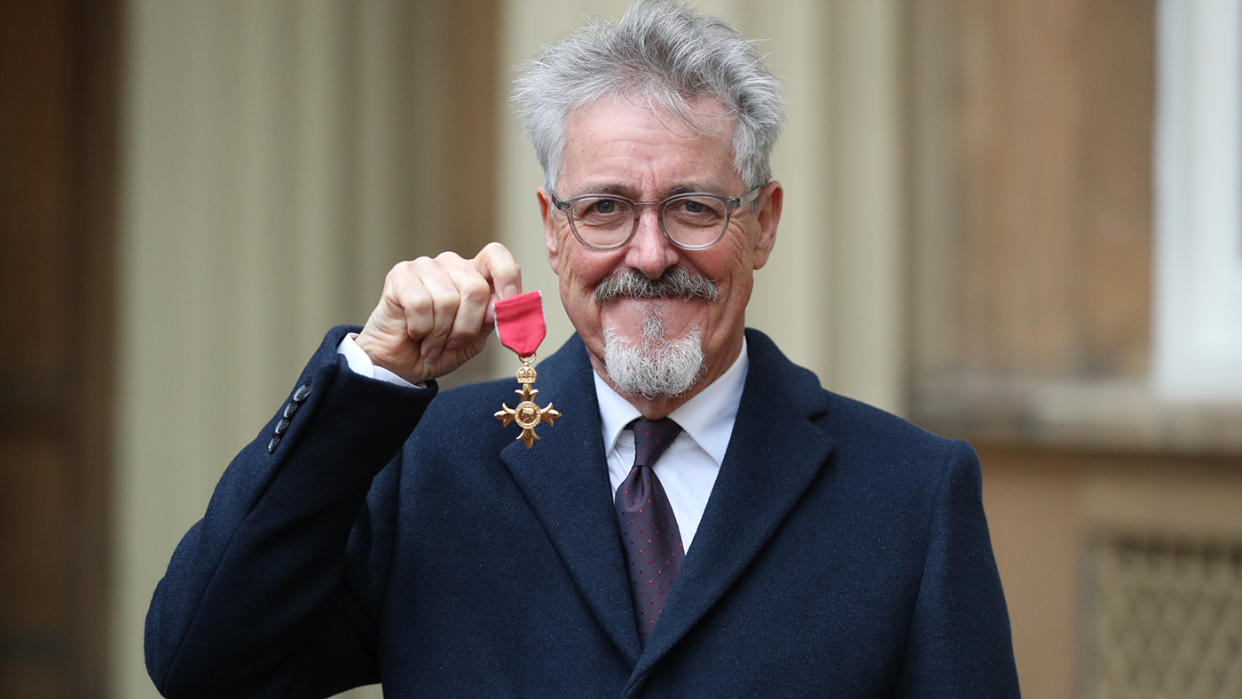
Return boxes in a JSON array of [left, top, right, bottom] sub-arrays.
[[274, 417, 290, 436], [267, 435, 281, 454], [292, 384, 312, 403], [282, 402, 298, 419]]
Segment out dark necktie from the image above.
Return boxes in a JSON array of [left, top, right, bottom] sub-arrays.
[[615, 417, 685, 643]]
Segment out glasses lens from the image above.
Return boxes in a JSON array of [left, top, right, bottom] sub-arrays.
[[569, 196, 634, 247], [662, 194, 728, 247]]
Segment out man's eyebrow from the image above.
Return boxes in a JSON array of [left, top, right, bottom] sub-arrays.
[[667, 183, 726, 196], [560, 182, 635, 198], [566, 182, 729, 198], [594, 183, 637, 197]]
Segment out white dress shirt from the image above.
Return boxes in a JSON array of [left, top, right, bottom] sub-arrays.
[[338, 334, 748, 551], [592, 341, 746, 551]]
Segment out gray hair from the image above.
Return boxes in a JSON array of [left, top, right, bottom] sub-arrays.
[[512, 0, 786, 195]]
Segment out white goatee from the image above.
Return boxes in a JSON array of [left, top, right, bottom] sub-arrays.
[[602, 310, 705, 399]]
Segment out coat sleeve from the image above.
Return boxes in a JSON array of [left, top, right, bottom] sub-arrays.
[[144, 327, 435, 698], [895, 441, 1022, 697]]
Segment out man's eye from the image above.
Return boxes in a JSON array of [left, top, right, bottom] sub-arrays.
[[674, 198, 721, 218], [593, 200, 617, 214]]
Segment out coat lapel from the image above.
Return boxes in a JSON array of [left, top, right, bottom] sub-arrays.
[[627, 330, 835, 685], [498, 337, 643, 664]]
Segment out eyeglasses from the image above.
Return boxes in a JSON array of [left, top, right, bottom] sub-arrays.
[[551, 185, 763, 251]]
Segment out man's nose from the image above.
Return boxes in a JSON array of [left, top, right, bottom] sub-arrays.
[[623, 206, 679, 278]]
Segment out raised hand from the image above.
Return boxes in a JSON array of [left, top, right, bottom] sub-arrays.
[[355, 242, 521, 385]]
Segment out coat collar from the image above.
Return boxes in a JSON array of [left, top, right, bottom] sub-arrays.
[[499, 330, 835, 678], [627, 328, 834, 687], [498, 336, 643, 663]]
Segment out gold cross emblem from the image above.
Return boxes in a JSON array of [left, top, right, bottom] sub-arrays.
[[494, 361, 561, 448]]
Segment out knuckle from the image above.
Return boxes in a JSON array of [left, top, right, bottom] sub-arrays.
[[461, 277, 491, 303], [387, 258, 420, 284], [405, 291, 434, 316]]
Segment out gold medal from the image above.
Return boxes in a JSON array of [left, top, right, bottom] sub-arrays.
[[493, 356, 561, 448], [492, 291, 562, 448]]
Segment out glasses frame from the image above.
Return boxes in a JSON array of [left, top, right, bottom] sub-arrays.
[[551, 185, 764, 251]]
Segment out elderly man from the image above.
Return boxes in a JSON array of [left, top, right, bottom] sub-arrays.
[[146, 1, 1020, 696]]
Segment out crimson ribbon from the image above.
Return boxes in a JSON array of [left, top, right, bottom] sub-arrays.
[[493, 290, 546, 359]]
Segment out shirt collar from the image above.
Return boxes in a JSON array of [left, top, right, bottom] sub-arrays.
[[594, 336, 749, 466]]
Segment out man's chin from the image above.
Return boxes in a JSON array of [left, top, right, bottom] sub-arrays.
[[601, 321, 706, 399]]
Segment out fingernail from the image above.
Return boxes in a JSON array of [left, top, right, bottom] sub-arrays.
[[503, 284, 519, 299], [424, 347, 441, 361]]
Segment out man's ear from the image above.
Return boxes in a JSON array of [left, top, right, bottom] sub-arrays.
[[537, 188, 561, 274], [751, 181, 782, 270]]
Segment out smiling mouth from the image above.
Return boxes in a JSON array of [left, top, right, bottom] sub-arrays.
[[593, 266, 719, 303]]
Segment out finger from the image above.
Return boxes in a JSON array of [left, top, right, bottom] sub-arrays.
[[471, 242, 522, 301], [439, 253, 492, 351], [384, 260, 433, 341], [408, 257, 460, 359]]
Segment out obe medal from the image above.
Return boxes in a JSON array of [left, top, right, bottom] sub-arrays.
[[492, 291, 561, 448]]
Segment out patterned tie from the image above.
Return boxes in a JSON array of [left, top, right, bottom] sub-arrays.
[[615, 417, 685, 643]]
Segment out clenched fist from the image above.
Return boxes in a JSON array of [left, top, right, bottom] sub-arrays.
[[355, 242, 521, 385]]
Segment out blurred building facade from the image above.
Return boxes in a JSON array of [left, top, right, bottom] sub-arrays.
[[1, 1, 1238, 697]]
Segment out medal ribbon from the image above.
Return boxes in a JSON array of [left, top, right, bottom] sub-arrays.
[[493, 290, 545, 359]]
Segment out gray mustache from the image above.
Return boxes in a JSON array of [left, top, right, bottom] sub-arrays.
[[594, 267, 720, 303]]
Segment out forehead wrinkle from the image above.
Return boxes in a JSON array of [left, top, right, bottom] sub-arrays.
[[559, 97, 740, 199]]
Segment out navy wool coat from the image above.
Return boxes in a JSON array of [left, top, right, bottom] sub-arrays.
[[146, 327, 1020, 697]]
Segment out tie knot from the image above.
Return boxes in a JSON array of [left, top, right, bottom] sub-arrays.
[[630, 417, 682, 467]]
